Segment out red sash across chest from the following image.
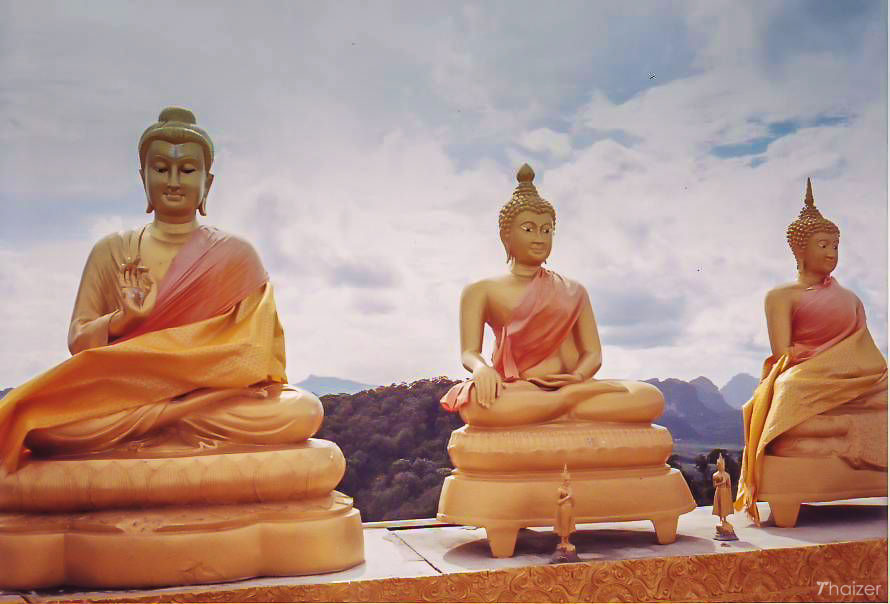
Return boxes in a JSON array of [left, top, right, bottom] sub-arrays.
[[789, 277, 864, 364], [119, 226, 268, 342], [441, 269, 586, 411]]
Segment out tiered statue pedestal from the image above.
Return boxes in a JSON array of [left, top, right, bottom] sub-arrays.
[[759, 454, 887, 527], [0, 440, 364, 589], [437, 422, 695, 556]]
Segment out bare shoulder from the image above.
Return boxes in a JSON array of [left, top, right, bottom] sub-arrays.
[[765, 282, 802, 307], [461, 277, 497, 300], [88, 228, 142, 258]]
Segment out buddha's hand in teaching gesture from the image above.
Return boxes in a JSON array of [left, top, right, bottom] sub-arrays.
[[472, 365, 502, 408], [528, 372, 585, 389], [110, 256, 158, 335]]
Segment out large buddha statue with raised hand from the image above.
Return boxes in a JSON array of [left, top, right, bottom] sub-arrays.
[[436, 164, 694, 558], [735, 178, 887, 528], [0, 108, 363, 590]]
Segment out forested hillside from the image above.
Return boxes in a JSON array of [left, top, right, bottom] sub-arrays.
[[318, 378, 742, 521]]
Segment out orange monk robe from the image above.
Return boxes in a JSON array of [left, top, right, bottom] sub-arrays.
[[0, 226, 287, 472], [441, 269, 586, 411], [735, 278, 888, 522]]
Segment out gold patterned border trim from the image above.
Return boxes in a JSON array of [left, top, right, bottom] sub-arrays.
[[41, 539, 887, 603]]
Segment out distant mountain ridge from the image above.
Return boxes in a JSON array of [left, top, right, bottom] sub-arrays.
[[295, 375, 377, 396], [720, 373, 760, 408], [297, 371, 757, 445], [690, 376, 737, 414], [645, 374, 757, 445], [0, 373, 760, 440]]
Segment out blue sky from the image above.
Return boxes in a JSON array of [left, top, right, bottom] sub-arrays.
[[1, 1, 886, 388]]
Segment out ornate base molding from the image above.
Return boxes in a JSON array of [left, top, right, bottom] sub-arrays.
[[760, 455, 887, 527], [34, 539, 887, 603], [438, 466, 695, 555], [0, 493, 364, 589]]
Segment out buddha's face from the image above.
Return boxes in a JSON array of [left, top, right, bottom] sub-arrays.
[[140, 140, 213, 221], [506, 210, 554, 265], [799, 231, 839, 275]]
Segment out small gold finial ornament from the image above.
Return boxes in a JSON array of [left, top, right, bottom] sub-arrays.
[[517, 163, 535, 183], [786, 177, 839, 260], [804, 176, 815, 206], [498, 163, 557, 260]]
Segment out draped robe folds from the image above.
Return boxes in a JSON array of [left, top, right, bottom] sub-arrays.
[[441, 269, 586, 411], [735, 278, 888, 521], [0, 226, 290, 472]]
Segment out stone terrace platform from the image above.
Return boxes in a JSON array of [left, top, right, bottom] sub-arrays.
[[2, 498, 886, 603]]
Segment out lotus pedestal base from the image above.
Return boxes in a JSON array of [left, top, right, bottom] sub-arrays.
[[760, 455, 887, 527], [0, 493, 363, 589], [438, 466, 695, 557]]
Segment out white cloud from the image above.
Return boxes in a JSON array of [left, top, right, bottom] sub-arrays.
[[1, 2, 885, 391], [516, 128, 573, 160]]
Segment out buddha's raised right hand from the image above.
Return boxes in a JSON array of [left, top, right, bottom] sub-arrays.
[[110, 257, 158, 337], [472, 365, 503, 408]]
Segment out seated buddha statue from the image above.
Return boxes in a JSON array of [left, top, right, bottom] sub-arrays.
[[436, 164, 694, 557], [0, 108, 363, 590], [735, 178, 887, 527]]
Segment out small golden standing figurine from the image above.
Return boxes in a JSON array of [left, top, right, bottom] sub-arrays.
[[713, 454, 739, 541], [551, 465, 580, 563]]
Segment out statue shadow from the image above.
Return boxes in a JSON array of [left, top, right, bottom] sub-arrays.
[[756, 502, 887, 543], [442, 526, 734, 569]]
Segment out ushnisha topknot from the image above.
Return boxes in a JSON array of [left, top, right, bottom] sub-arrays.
[[498, 163, 556, 260], [138, 107, 214, 170], [786, 178, 839, 260]]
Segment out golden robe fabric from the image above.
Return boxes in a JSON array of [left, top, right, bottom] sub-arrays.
[[734, 328, 887, 521], [0, 227, 286, 472]]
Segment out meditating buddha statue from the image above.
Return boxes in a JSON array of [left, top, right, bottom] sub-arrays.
[[436, 164, 694, 557], [0, 108, 363, 589], [735, 178, 887, 527]]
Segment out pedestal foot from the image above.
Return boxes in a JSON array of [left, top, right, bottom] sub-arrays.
[[485, 526, 519, 558], [768, 500, 801, 527], [652, 515, 679, 544]]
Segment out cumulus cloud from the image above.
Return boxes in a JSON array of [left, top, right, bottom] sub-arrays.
[[516, 128, 573, 160], [0, 1, 885, 389]]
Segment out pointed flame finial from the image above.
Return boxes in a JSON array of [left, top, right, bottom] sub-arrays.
[[517, 163, 535, 184], [786, 176, 839, 257]]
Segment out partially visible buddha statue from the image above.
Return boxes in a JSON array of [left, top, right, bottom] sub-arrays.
[[735, 178, 887, 527], [436, 164, 694, 557], [0, 108, 363, 590]]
